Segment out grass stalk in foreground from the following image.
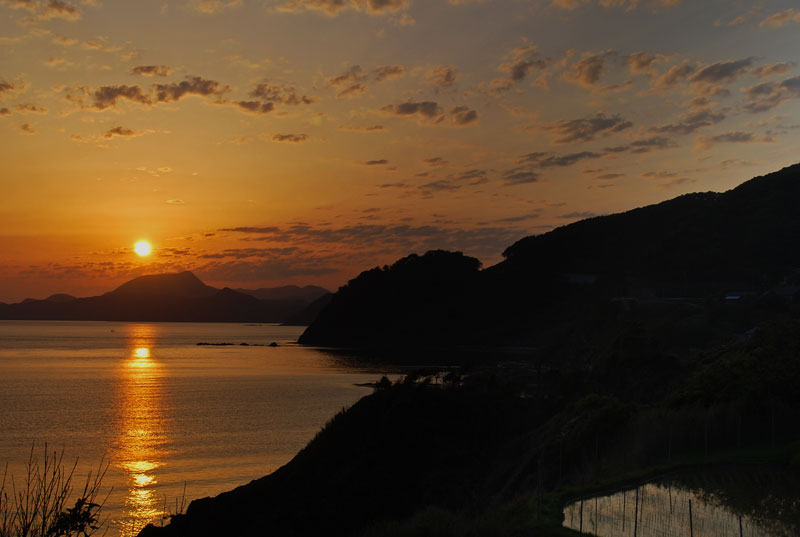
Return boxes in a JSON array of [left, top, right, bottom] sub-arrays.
[[0, 445, 109, 537]]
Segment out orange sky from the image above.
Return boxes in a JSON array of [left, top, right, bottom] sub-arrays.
[[1, 0, 799, 301]]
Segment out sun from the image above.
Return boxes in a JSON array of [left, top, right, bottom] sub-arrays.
[[134, 240, 152, 257]]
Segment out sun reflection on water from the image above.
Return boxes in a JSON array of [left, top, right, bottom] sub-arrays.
[[113, 324, 169, 537]]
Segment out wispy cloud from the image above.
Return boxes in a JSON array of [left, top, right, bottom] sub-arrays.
[[218, 221, 528, 263], [101, 126, 153, 139], [0, 80, 23, 101], [544, 113, 633, 144], [381, 100, 478, 126], [272, 133, 309, 143], [651, 108, 725, 135], [188, 0, 243, 15], [426, 66, 458, 88], [4, 0, 82, 22], [327, 65, 367, 98], [131, 65, 173, 77], [274, 0, 410, 17], [89, 84, 151, 109], [382, 100, 443, 119], [743, 75, 800, 113], [78, 76, 230, 110], [374, 64, 407, 82], [695, 130, 763, 151], [236, 81, 315, 112], [15, 103, 47, 114], [338, 124, 385, 132], [551, 0, 681, 12], [689, 57, 755, 85], [759, 8, 800, 28], [154, 76, 229, 103], [565, 51, 612, 87], [649, 63, 695, 92], [489, 42, 547, 94]]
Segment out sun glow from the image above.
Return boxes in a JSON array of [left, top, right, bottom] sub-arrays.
[[134, 241, 152, 257]]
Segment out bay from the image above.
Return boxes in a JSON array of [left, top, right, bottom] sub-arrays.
[[0, 321, 392, 536]]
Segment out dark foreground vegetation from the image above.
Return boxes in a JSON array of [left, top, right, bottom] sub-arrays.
[[0, 447, 106, 537], [141, 317, 800, 536], [142, 164, 800, 536]]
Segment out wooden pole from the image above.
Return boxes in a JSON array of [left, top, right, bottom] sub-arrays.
[[622, 490, 626, 532], [669, 484, 673, 514], [579, 498, 583, 534], [633, 487, 639, 537], [689, 499, 694, 537], [640, 486, 646, 533]]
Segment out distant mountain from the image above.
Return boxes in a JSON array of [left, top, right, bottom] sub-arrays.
[[109, 271, 217, 298], [44, 293, 77, 302], [235, 285, 330, 302], [0, 271, 326, 324], [300, 163, 800, 348], [17, 294, 76, 303]]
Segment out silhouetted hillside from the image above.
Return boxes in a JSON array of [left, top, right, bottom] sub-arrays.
[[281, 293, 333, 326], [141, 377, 540, 537], [301, 164, 800, 349], [299, 250, 481, 345], [141, 318, 800, 537], [500, 163, 800, 290]]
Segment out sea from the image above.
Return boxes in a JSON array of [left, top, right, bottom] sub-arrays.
[[0, 321, 397, 536]]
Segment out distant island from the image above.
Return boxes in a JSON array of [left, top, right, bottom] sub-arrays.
[[0, 271, 330, 324], [141, 163, 800, 537]]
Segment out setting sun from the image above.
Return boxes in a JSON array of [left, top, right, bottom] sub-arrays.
[[134, 241, 152, 257]]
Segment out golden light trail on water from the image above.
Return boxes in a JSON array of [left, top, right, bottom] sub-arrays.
[[114, 325, 167, 536]]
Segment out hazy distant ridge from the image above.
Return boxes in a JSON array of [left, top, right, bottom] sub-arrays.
[[0, 271, 330, 323]]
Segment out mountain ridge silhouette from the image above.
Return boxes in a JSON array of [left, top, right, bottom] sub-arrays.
[[300, 163, 800, 347], [0, 271, 330, 323]]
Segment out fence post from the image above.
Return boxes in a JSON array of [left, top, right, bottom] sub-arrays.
[[594, 496, 598, 533], [622, 490, 626, 532], [669, 484, 673, 514]]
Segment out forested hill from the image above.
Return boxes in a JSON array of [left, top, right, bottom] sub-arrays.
[[300, 163, 800, 348], [499, 162, 800, 287]]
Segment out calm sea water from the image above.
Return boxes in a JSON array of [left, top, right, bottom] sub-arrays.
[[0, 321, 392, 536]]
